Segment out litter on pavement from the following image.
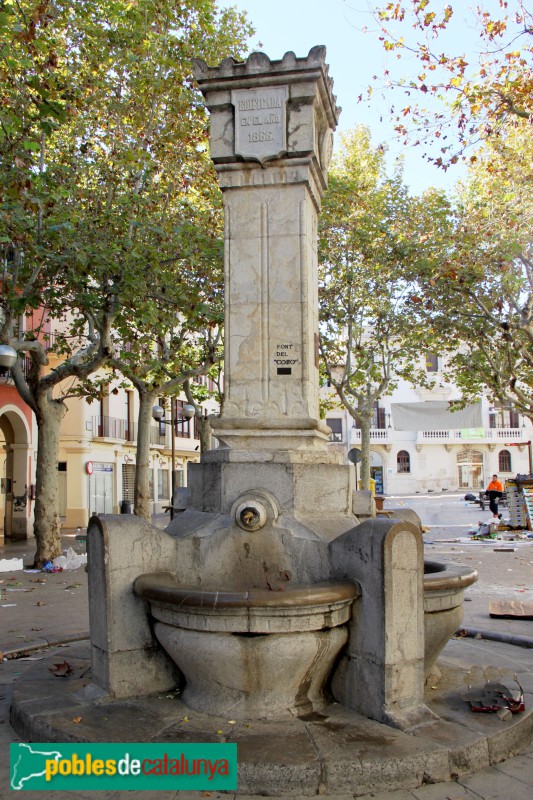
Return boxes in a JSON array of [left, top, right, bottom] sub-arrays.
[[463, 678, 525, 715], [489, 600, 533, 619], [53, 547, 87, 570]]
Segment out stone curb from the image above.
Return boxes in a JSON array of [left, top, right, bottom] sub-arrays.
[[2, 632, 90, 660]]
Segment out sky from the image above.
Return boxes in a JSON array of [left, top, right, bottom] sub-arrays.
[[218, 0, 482, 195]]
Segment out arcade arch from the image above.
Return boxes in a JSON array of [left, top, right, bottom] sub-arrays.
[[0, 406, 32, 540], [457, 449, 484, 490]]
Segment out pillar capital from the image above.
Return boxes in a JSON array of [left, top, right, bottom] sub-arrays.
[[193, 46, 341, 200]]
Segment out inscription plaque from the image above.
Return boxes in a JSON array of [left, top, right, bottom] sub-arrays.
[[232, 85, 288, 163], [273, 342, 299, 369]]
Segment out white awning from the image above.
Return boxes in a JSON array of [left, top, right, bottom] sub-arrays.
[[391, 401, 482, 431]]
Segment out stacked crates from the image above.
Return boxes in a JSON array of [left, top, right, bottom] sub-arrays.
[[506, 476, 533, 530]]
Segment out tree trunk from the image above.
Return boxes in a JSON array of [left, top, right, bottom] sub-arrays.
[[359, 414, 372, 491], [134, 387, 158, 519], [197, 414, 212, 454], [33, 392, 67, 567]]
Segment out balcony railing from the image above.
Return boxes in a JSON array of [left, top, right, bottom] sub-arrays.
[[89, 416, 201, 448], [93, 416, 136, 442], [350, 427, 392, 443], [417, 428, 523, 443], [150, 424, 167, 446]]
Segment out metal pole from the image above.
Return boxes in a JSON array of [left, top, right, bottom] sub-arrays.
[[528, 441, 533, 476], [170, 398, 176, 521]]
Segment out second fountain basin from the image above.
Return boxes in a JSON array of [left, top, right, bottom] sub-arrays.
[[423, 559, 478, 677]]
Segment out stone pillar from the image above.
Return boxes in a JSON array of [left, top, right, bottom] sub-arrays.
[[87, 515, 181, 697], [329, 518, 436, 730], [193, 47, 340, 454]]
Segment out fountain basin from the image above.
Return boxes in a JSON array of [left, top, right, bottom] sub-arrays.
[[423, 559, 478, 677], [134, 573, 359, 719]]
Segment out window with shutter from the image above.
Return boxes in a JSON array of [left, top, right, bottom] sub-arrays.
[[122, 464, 135, 501], [397, 450, 411, 473], [327, 418, 343, 442], [498, 450, 512, 472]]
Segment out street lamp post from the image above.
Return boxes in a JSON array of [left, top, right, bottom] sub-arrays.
[[152, 401, 195, 520]]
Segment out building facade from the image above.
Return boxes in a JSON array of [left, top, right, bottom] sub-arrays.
[[0, 367, 214, 539], [323, 356, 532, 496], [58, 376, 216, 528]]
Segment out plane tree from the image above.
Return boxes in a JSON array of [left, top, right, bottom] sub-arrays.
[[182, 355, 225, 457], [406, 120, 533, 421], [365, 0, 533, 421], [318, 128, 438, 489], [0, 0, 251, 563], [109, 201, 225, 520], [368, 0, 532, 167]]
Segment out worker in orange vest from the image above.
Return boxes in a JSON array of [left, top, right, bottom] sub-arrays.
[[486, 474, 504, 517]]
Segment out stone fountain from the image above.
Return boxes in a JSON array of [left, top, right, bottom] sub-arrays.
[[85, 46, 477, 733], [13, 48, 533, 798]]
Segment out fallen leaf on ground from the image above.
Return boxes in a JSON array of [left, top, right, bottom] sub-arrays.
[[35, 601, 46, 606], [72, 716, 82, 724], [49, 661, 73, 677]]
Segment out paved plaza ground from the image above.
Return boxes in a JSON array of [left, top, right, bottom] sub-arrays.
[[1, 496, 532, 798]]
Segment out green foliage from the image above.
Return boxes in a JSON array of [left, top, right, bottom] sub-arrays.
[[1, 0, 251, 391], [319, 127, 435, 415], [0, 0, 252, 553], [409, 120, 533, 419], [318, 127, 440, 486]]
